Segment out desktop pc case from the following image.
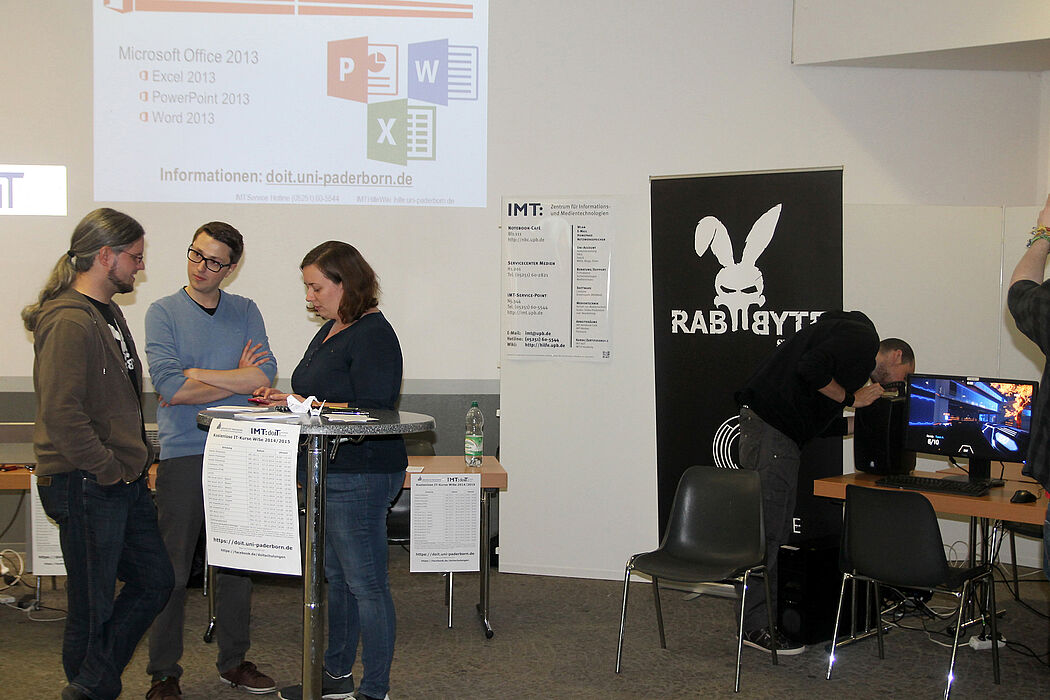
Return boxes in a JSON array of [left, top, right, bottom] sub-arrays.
[[777, 537, 870, 645], [853, 395, 915, 475]]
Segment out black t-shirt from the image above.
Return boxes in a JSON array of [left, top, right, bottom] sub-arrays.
[[83, 293, 140, 395]]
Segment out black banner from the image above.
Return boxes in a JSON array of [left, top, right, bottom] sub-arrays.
[[651, 169, 843, 537]]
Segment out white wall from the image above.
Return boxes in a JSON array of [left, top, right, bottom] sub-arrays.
[[1, 1, 1047, 575]]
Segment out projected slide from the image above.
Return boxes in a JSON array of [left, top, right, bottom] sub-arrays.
[[93, 0, 487, 207]]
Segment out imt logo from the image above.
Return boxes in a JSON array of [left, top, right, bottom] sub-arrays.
[[507, 202, 542, 216], [0, 165, 66, 216], [0, 172, 24, 209]]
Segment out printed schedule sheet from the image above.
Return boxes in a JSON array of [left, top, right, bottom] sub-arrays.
[[202, 418, 301, 575]]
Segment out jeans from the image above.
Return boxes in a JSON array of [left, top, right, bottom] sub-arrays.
[[323, 470, 405, 700], [37, 471, 174, 700], [148, 454, 252, 680], [737, 407, 800, 635]]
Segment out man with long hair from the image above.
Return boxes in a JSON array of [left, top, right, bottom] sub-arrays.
[[23, 208, 174, 700]]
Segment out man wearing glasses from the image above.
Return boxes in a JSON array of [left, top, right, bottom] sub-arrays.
[[144, 222, 278, 699]]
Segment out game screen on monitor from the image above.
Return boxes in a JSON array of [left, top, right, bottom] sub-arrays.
[[903, 374, 1036, 464]]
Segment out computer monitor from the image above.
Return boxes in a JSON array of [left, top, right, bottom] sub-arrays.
[[902, 373, 1037, 485]]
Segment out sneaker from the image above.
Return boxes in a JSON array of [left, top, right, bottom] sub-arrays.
[[355, 694, 392, 700], [220, 661, 278, 695], [742, 627, 805, 655], [61, 686, 91, 700], [277, 669, 354, 700], [146, 677, 182, 700]]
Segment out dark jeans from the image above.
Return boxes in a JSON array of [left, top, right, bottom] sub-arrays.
[[148, 454, 253, 680], [737, 407, 800, 635], [37, 471, 174, 700], [324, 470, 405, 700]]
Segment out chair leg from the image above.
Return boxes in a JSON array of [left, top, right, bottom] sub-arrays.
[[615, 563, 632, 673], [736, 570, 749, 692], [872, 581, 885, 660], [826, 572, 851, 680], [652, 576, 666, 649], [945, 581, 970, 700]]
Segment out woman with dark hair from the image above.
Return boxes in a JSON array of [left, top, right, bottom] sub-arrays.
[[255, 241, 405, 700]]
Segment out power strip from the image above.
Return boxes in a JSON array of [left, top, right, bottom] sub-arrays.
[[968, 634, 1005, 650], [0, 594, 15, 605]]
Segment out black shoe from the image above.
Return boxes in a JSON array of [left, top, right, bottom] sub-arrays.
[[277, 670, 354, 700], [742, 627, 805, 655], [61, 686, 91, 700]]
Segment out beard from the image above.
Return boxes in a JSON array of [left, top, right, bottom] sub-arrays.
[[107, 263, 134, 294]]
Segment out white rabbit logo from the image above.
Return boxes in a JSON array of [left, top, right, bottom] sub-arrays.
[[694, 203, 781, 332]]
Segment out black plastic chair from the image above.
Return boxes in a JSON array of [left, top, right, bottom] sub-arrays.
[[615, 465, 776, 693], [827, 485, 1000, 699]]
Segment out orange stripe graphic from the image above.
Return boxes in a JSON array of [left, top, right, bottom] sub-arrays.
[[104, 0, 473, 18]]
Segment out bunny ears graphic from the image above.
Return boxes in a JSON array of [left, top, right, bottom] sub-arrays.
[[694, 203, 781, 266]]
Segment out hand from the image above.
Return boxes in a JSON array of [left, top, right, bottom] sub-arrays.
[[157, 395, 171, 408], [1038, 193, 1050, 230], [238, 339, 271, 369], [852, 383, 885, 408], [251, 387, 297, 406]]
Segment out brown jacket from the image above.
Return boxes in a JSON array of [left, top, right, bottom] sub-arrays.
[[32, 289, 153, 485]]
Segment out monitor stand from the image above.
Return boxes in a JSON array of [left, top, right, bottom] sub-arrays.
[[943, 457, 1004, 488]]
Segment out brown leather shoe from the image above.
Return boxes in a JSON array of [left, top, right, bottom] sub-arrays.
[[219, 660, 278, 694], [146, 676, 181, 700]]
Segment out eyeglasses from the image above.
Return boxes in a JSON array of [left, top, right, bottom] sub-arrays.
[[187, 247, 232, 273], [120, 250, 145, 264]]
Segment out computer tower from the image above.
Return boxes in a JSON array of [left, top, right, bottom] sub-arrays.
[[853, 395, 915, 475], [777, 537, 870, 645]]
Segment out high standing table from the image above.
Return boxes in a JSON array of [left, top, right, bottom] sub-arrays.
[[198, 409, 435, 700]]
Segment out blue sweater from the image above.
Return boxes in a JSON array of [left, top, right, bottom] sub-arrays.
[[145, 288, 277, 460]]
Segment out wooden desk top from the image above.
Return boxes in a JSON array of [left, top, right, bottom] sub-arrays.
[[1, 455, 507, 491], [813, 472, 1047, 525], [405, 456, 507, 489]]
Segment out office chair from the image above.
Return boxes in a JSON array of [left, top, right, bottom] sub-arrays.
[[827, 485, 1000, 700], [615, 465, 777, 693]]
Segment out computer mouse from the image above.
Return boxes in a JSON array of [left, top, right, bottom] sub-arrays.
[[1010, 489, 1038, 504]]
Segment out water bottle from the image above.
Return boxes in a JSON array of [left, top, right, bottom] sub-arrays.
[[465, 401, 484, 466]]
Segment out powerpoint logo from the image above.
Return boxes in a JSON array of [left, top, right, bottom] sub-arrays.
[[327, 37, 398, 103]]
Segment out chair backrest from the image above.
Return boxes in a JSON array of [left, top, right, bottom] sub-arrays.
[[660, 466, 765, 568], [844, 484, 950, 588]]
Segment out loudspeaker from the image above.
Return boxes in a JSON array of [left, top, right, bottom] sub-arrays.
[[853, 395, 915, 475]]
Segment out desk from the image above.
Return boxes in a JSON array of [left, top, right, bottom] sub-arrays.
[[813, 472, 1047, 526], [405, 455, 507, 640]]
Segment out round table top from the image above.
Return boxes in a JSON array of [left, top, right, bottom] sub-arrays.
[[197, 408, 435, 436]]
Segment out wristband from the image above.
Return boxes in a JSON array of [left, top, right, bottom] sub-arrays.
[[842, 391, 855, 407]]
